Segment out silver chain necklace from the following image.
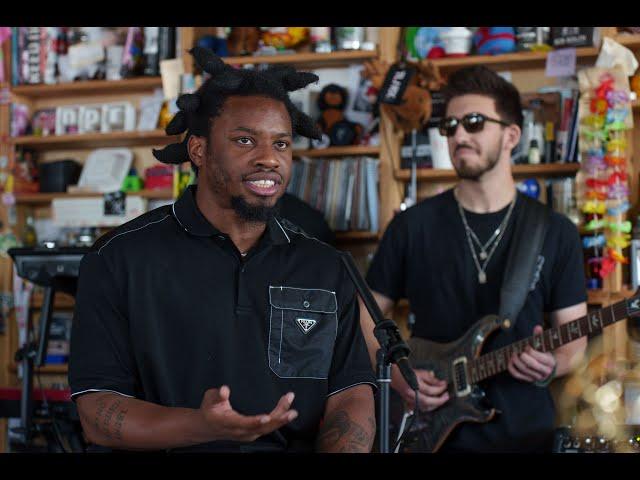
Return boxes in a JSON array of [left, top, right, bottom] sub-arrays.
[[455, 191, 517, 284]]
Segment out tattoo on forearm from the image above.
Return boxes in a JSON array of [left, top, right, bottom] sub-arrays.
[[93, 396, 129, 441], [316, 411, 375, 453]]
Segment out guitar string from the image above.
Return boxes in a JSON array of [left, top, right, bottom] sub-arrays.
[[470, 300, 630, 382]]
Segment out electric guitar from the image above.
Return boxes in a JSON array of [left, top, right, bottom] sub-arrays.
[[394, 291, 640, 452]]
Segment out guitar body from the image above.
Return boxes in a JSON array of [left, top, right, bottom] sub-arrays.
[[397, 314, 505, 452]]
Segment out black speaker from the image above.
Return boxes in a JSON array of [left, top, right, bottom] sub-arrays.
[[38, 160, 81, 193]]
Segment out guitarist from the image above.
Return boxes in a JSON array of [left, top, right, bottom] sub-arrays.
[[360, 66, 588, 452]]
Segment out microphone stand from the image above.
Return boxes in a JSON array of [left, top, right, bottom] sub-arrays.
[[340, 252, 418, 453]]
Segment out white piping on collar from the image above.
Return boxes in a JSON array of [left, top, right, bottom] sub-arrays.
[[274, 218, 291, 243]]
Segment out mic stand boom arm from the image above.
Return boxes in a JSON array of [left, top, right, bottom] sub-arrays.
[[339, 252, 418, 453]]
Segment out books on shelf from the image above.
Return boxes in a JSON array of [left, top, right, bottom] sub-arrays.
[[287, 156, 380, 233]]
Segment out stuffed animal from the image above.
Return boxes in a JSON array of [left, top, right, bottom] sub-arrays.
[[473, 27, 517, 55], [226, 27, 261, 56], [362, 59, 444, 133], [316, 84, 362, 146]]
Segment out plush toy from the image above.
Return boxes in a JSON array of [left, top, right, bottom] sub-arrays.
[[226, 27, 261, 56], [473, 27, 517, 55], [316, 84, 362, 146], [362, 59, 444, 133]]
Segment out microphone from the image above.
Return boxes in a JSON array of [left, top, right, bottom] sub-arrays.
[[339, 251, 419, 392]]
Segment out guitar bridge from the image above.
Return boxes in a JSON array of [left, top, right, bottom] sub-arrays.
[[452, 357, 471, 397]]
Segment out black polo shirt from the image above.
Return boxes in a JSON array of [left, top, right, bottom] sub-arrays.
[[69, 184, 376, 452], [366, 189, 586, 452]]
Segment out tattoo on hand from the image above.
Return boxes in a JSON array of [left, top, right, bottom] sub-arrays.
[[316, 411, 374, 453]]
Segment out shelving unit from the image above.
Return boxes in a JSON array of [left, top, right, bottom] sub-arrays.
[[11, 129, 178, 150], [293, 145, 380, 158], [222, 50, 378, 69], [8, 364, 68, 375], [15, 189, 173, 205], [11, 76, 163, 99], [394, 163, 581, 182], [334, 231, 379, 242]]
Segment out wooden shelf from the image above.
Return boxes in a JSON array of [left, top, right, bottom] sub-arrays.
[[31, 291, 75, 309], [429, 34, 640, 73], [15, 189, 174, 205], [293, 145, 380, 158], [11, 130, 178, 151], [9, 364, 68, 374], [11, 76, 163, 98], [223, 50, 378, 69], [587, 287, 636, 306], [610, 33, 640, 47], [334, 231, 379, 242], [394, 163, 581, 182], [431, 47, 600, 71]]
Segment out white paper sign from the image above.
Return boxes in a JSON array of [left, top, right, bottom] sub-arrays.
[[545, 48, 577, 77]]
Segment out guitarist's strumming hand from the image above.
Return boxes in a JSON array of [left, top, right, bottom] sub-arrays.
[[394, 367, 449, 412], [507, 325, 557, 383]]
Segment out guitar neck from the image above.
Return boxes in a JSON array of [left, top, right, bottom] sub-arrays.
[[470, 294, 640, 384]]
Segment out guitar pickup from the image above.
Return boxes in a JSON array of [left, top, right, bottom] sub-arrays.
[[452, 357, 472, 397]]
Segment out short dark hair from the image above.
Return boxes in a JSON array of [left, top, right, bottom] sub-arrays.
[[153, 47, 322, 172], [442, 65, 523, 130]]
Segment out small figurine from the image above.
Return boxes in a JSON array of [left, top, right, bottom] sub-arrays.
[[226, 27, 261, 56], [316, 84, 362, 146]]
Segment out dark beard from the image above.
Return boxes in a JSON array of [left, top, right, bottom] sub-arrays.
[[454, 136, 503, 181], [231, 196, 280, 224]]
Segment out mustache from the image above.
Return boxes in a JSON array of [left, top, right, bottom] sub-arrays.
[[455, 143, 479, 154]]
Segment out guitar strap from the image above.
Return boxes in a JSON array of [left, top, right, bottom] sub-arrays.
[[498, 193, 551, 327]]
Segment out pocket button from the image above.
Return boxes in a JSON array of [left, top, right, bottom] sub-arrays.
[[303, 301, 310, 308]]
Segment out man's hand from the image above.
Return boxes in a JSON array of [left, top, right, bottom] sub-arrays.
[[199, 385, 298, 443], [507, 325, 557, 383], [396, 368, 449, 412]]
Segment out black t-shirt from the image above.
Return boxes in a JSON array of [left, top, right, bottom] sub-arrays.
[[69, 185, 375, 452], [366, 189, 587, 453]]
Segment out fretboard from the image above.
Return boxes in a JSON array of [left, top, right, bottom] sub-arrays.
[[468, 294, 640, 383]]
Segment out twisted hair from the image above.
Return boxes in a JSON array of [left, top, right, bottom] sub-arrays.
[[152, 47, 322, 170]]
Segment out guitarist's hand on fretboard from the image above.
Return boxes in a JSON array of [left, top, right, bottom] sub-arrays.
[[507, 325, 557, 384], [394, 367, 449, 412]]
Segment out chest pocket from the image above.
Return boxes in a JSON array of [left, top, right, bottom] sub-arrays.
[[268, 286, 338, 379]]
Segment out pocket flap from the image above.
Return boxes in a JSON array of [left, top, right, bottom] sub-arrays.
[[269, 286, 337, 314]]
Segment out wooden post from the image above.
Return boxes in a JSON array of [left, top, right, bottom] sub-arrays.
[[377, 27, 404, 232]]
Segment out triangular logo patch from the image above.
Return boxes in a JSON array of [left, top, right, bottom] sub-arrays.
[[296, 318, 317, 334]]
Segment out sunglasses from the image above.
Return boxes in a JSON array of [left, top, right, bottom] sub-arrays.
[[439, 112, 510, 137]]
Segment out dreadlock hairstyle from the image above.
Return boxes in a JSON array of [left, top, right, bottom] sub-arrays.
[[152, 47, 322, 171]]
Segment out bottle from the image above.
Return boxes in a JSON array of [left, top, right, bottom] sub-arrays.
[[23, 215, 37, 247], [528, 139, 541, 164]]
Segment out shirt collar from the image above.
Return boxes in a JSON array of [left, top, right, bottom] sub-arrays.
[[172, 185, 291, 246]]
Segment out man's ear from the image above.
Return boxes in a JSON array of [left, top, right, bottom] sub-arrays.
[[503, 124, 521, 152], [188, 136, 207, 169]]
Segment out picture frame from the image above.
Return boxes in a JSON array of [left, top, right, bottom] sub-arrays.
[[55, 105, 80, 135], [137, 95, 164, 131], [78, 148, 133, 193], [100, 102, 136, 133], [78, 105, 103, 134]]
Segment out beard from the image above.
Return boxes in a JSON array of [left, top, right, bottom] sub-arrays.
[[231, 195, 280, 223], [453, 135, 503, 181]]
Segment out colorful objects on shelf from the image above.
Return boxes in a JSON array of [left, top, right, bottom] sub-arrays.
[[577, 67, 634, 286], [473, 27, 517, 55]]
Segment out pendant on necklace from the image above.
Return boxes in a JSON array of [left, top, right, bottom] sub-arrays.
[[478, 271, 487, 284], [479, 250, 488, 260]]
